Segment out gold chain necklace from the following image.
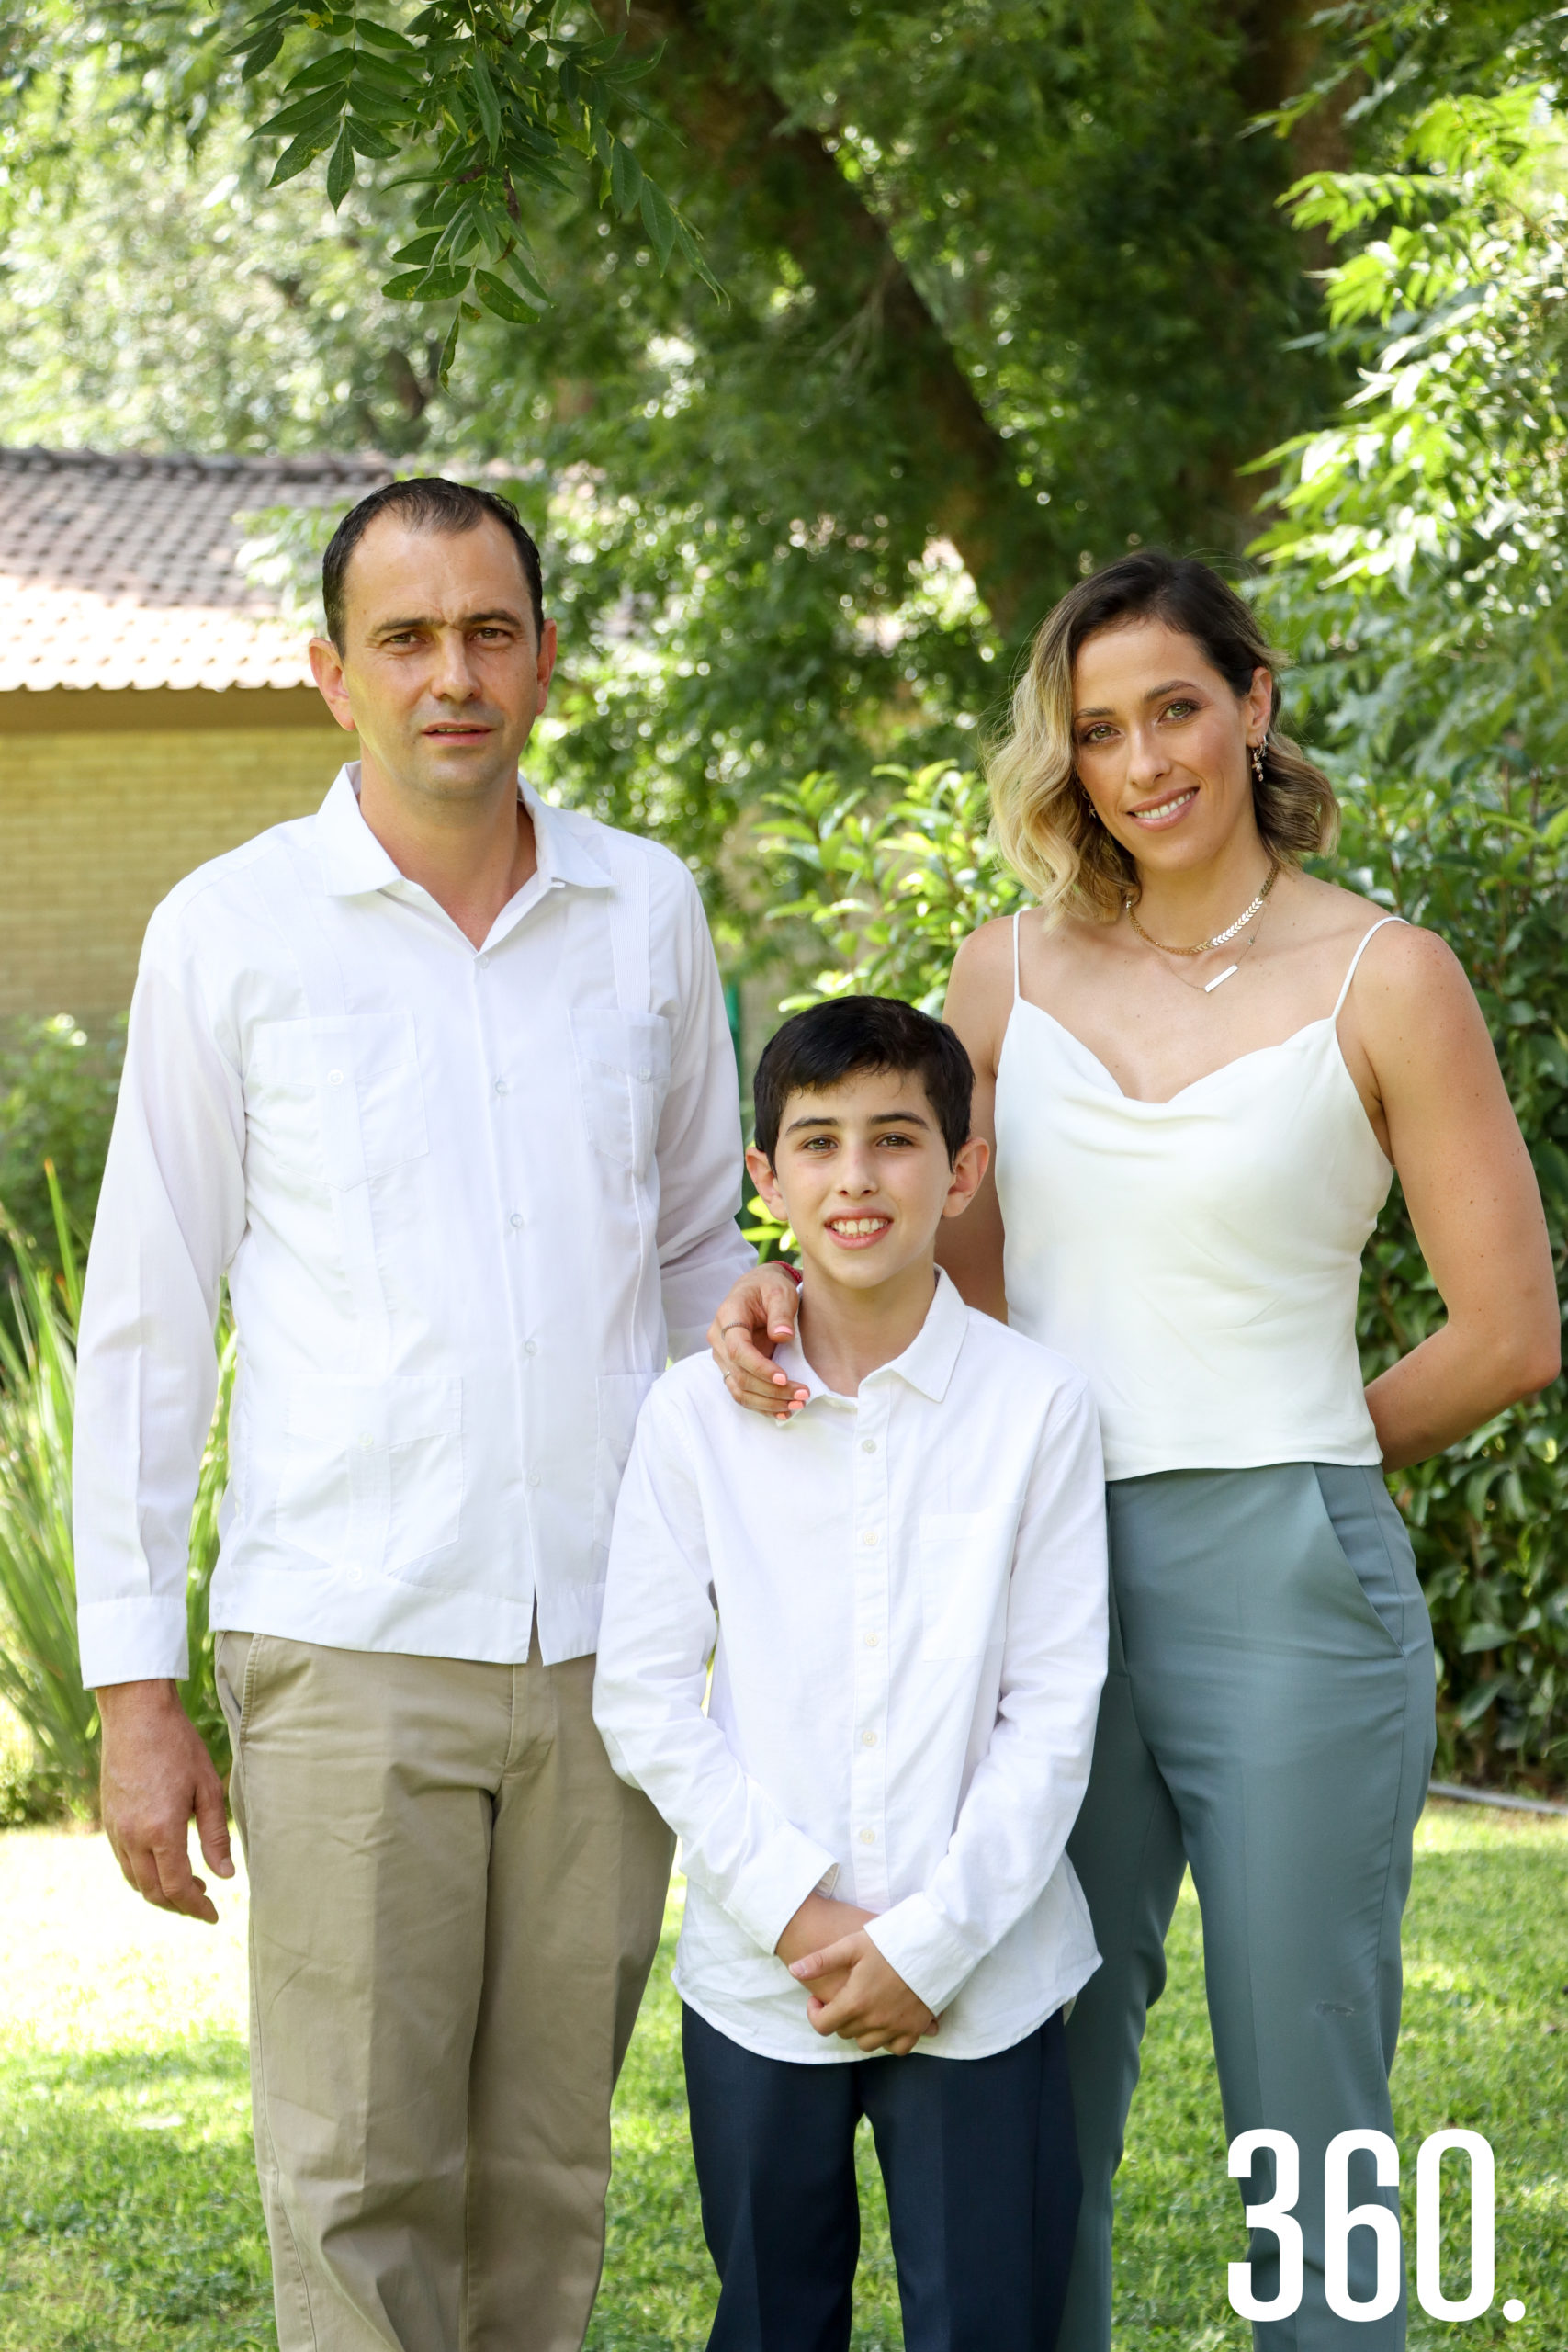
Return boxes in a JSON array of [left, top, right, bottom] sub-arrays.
[[1124, 865, 1280, 957], [1148, 918, 1268, 995], [1124, 866, 1280, 995]]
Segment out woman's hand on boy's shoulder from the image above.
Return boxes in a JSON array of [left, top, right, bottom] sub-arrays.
[[708, 1261, 809, 1418]]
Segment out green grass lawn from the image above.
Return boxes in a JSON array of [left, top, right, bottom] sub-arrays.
[[1, 1807, 1563, 2348]]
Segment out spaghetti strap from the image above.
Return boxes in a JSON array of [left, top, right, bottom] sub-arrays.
[[1332, 915, 1404, 1021], [1012, 910, 1022, 1004]]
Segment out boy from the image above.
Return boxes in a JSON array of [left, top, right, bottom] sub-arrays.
[[592, 996, 1108, 2352]]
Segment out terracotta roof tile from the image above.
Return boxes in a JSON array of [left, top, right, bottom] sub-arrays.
[[0, 447, 394, 694]]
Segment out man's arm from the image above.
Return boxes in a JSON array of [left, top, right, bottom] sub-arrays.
[[75, 917, 247, 1922], [592, 1385, 841, 1954], [793, 1378, 1110, 2020], [651, 866, 758, 1356]]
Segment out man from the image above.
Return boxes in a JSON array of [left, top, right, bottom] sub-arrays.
[[73, 477, 755, 2352]]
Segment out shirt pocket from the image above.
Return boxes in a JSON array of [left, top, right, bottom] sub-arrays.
[[247, 1013, 429, 1193], [279, 1372, 463, 1580], [570, 1010, 671, 1181], [919, 1508, 1011, 1662]]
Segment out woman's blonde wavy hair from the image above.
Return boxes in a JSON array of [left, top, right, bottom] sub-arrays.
[[988, 551, 1338, 924]]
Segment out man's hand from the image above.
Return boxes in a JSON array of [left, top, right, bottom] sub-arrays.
[[97, 1679, 234, 1925], [775, 1892, 874, 2007], [789, 1929, 940, 2056], [708, 1261, 808, 1419]]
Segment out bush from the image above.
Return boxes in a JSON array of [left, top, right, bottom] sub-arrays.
[[1249, 62, 1568, 1782], [759, 758, 1568, 1788], [0, 1168, 233, 1819], [1332, 781, 1568, 1786], [0, 1173, 99, 1815], [0, 1014, 124, 1265]]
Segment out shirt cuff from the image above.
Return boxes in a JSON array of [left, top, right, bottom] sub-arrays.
[[722, 1827, 843, 1957], [77, 1594, 191, 1689], [864, 1892, 980, 2016]]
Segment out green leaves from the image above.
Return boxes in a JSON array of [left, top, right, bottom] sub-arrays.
[[469, 45, 502, 156], [757, 763, 1023, 1016], [325, 120, 354, 209], [610, 135, 642, 218], [639, 175, 677, 271], [227, 0, 719, 361], [473, 266, 545, 323], [1254, 63, 1568, 799]]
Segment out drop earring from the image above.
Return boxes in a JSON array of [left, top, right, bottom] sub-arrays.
[[1250, 741, 1266, 787]]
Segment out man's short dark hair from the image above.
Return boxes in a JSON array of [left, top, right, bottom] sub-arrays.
[[321, 477, 544, 650], [752, 996, 975, 1166]]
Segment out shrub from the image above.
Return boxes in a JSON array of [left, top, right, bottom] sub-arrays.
[[0, 1172, 99, 1814], [0, 1013, 124, 1264], [0, 1168, 233, 1820]]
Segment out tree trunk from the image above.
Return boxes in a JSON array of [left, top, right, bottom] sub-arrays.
[[595, 0, 1343, 636], [594, 0, 1059, 639]]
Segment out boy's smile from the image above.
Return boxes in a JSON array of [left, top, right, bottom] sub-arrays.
[[826, 1215, 891, 1246]]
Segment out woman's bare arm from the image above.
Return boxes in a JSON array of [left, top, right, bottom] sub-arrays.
[[937, 921, 1013, 1320], [1358, 928, 1560, 1470]]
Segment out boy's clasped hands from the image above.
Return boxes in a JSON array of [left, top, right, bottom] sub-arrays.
[[775, 1893, 940, 2057]]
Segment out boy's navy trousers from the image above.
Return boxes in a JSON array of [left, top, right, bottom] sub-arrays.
[[682, 2001, 1081, 2352]]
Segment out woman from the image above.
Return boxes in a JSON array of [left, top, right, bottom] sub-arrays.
[[711, 552, 1558, 2349]]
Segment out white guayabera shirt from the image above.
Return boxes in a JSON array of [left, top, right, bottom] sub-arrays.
[[592, 1270, 1110, 2063], [73, 766, 755, 1688]]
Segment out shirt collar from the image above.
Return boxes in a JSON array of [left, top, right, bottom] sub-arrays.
[[774, 1265, 971, 1412], [314, 763, 612, 899]]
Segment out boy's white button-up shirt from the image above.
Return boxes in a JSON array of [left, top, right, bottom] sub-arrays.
[[592, 1271, 1109, 2062], [73, 766, 754, 1687]]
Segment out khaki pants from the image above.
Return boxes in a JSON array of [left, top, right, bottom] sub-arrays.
[[215, 1629, 675, 2352]]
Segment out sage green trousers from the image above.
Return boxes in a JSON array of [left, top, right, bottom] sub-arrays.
[[1059, 1464, 1436, 2352]]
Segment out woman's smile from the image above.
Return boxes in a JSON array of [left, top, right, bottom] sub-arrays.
[[1126, 786, 1199, 831]]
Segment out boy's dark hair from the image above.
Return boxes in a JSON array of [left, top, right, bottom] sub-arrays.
[[321, 477, 544, 650], [752, 996, 975, 1166]]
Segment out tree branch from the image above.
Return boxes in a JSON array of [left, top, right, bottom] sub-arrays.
[[595, 0, 1059, 639]]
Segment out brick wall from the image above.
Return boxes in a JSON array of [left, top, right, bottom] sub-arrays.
[[0, 726, 351, 1026]]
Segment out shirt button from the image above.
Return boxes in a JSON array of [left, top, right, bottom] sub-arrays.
[[510, 1212, 525, 1230], [527, 1470, 542, 1489], [863, 1631, 879, 1647], [327, 1069, 344, 1088], [525, 1339, 539, 1357], [357, 1431, 374, 1451], [476, 953, 491, 970], [861, 1438, 877, 1453], [637, 1065, 653, 1083], [494, 1078, 508, 1096], [861, 1528, 880, 1547], [861, 1729, 877, 1747], [858, 1827, 875, 1845]]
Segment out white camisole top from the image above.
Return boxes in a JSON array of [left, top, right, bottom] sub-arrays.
[[994, 915, 1402, 1481]]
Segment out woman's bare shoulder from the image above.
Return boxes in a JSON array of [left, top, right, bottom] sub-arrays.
[[1292, 877, 1477, 1059], [951, 912, 1020, 980], [1291, 871, 1386, 931], [1296, 875, 1458, 976], [945, 913, 1024, 1074]]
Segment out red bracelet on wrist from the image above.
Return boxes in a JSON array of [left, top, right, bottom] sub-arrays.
[[777, 1261, 803, 1284]]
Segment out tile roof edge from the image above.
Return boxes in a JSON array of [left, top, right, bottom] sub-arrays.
[[0, 445, 397, 479]]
